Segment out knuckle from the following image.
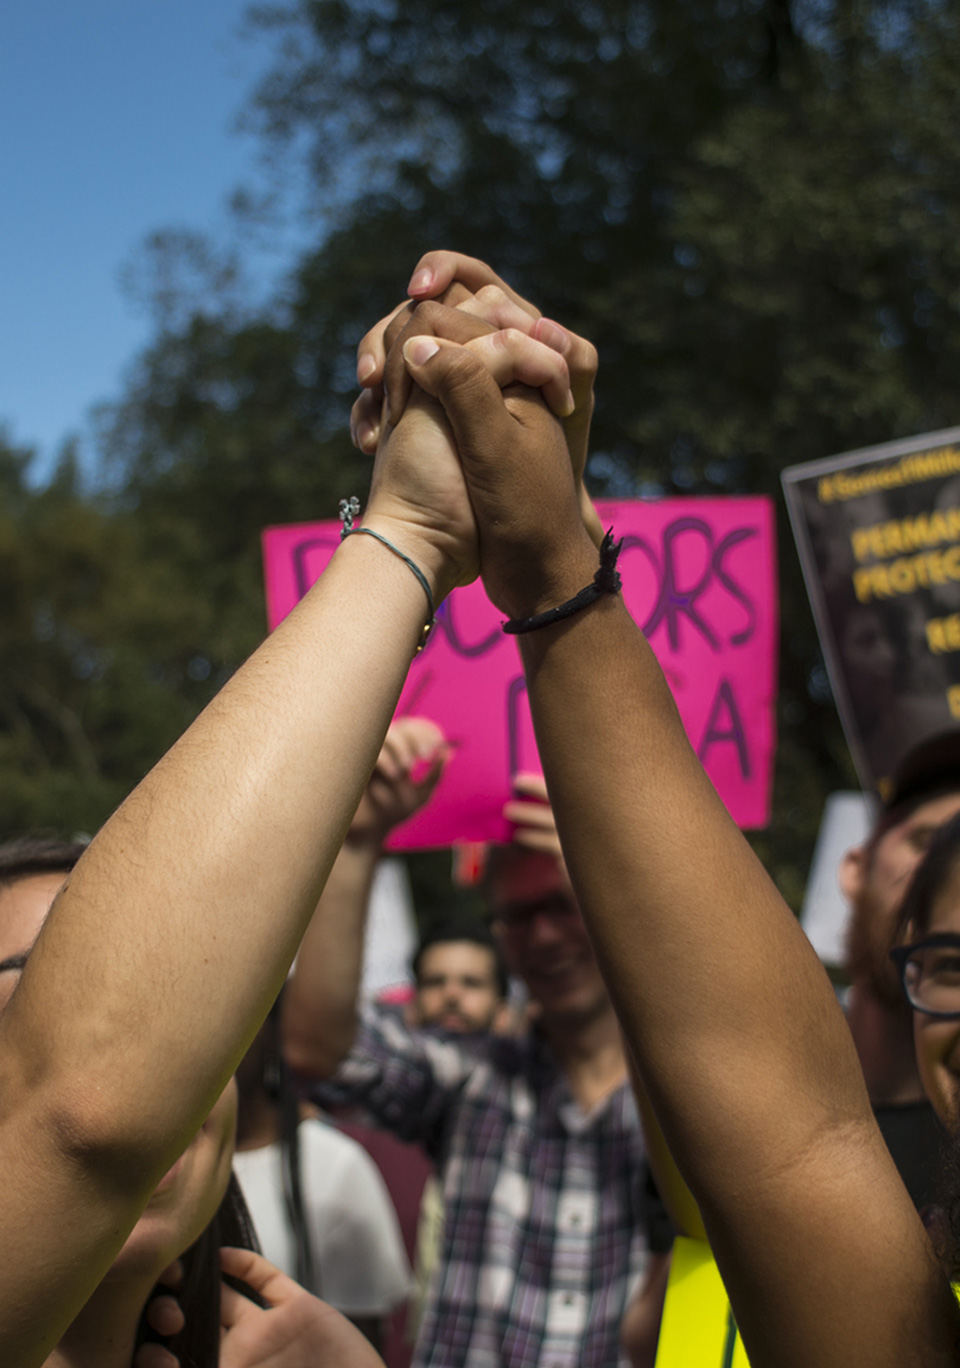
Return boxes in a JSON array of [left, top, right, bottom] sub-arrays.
[[571, 338, 599, 374], [350, 392, 372, 425], [440, 281, 473, 307], [487, 326, 523, 356], [442, 347, 489, 393], [423, 247, 460, 270], [410, 299, 446, 327], [455, 250, 484, 275], [476, 284, 507, 307]]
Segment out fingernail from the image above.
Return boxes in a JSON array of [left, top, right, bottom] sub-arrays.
[[538, 319, 570, 354], [403, 337, 440, 366], [408, 269, 434, 295], [560, 388, 575, 418], [357, 353, 376, 384]]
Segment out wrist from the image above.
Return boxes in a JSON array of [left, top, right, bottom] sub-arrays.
[[359, 507, 459, 608], [499, 531, 601, 623]]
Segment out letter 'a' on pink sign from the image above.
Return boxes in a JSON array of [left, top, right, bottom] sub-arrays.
[[262, 499, 778, 848]]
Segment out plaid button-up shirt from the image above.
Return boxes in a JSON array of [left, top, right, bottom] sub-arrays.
[[314, 1004, 649, 1368]]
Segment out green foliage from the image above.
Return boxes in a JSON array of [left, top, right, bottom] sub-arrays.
[[234, 0, 960, 906], [0, 433, 224, 836], [5, 0, 960, 911]]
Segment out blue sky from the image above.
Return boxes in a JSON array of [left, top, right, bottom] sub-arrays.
[[0, 1, 289, 481]]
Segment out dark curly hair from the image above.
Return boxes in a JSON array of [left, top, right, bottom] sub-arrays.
[[896, 810, 960, 1280]]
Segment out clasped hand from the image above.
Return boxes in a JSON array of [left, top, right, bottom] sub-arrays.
[[357, 251, 603, 621]]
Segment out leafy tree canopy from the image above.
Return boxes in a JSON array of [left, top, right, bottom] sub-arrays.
[[6, 0, 960, 909]]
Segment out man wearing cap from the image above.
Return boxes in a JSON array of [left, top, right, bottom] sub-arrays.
[[839, 730, 960, 1205]]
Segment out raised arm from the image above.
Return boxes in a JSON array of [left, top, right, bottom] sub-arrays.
[[0, 381, 473, 1367], [505, 772, 706, 1240], [401, 334, 960, 1368], [352, 252, 604, 547], [283, 717, 446, 1079]]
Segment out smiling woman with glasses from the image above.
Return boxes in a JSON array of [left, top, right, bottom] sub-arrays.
[[891, 935, 960, 1019], [882, 807, 960, 1279]]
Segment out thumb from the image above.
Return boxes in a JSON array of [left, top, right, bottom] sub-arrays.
[[219, 1247, 294, 1310], [401, 336, 519, 480], [402, 333, 590, 621]]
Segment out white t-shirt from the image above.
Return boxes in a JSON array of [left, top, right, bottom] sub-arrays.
[[233, 1117, 412, 1315]]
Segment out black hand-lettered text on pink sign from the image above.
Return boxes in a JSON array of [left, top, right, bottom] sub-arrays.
[[262, 498, 778, 844]]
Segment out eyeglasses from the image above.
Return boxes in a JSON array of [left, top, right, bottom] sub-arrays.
[[890, 934, 960, 1018]]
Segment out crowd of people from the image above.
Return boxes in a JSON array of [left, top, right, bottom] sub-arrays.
[[2, 250, 960, 1368]]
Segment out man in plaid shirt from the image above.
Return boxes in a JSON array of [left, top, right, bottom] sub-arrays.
[[285, 721, 662, 1368]]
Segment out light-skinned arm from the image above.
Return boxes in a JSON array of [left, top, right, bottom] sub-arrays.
[[0, 378, 472, 1366], [0, 319, 578, 1368], [283, 717, 447, 1079], [284, 302, 587, 1081], [400, 331, 960, 1368]]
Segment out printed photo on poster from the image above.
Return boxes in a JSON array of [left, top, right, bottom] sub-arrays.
[[784, 427, 960, 796]]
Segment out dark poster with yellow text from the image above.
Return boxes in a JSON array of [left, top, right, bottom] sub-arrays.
[[783, 428, 960, 796]]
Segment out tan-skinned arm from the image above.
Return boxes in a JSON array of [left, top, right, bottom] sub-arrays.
[[505, 772, 705, 1240], [283, 717, 446, 1079], [401, 332, 960, 1368]]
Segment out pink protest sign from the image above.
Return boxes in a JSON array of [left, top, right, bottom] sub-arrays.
[[262, 498, 778, 845]]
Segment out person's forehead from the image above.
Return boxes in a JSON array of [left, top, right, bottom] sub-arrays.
[[488, 849, 571, 907], [926, 862, 960, 934], [418, 940, 497, 981], [0, 872, 67, 962], [883, 791, 960, 847]]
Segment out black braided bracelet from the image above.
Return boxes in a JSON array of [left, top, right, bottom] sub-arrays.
[[502, 528, 623, 635]]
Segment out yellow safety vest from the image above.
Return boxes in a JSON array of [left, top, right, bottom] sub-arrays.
[[654, 1237, 748, 1368], [656, 1235, 960, 1366]]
